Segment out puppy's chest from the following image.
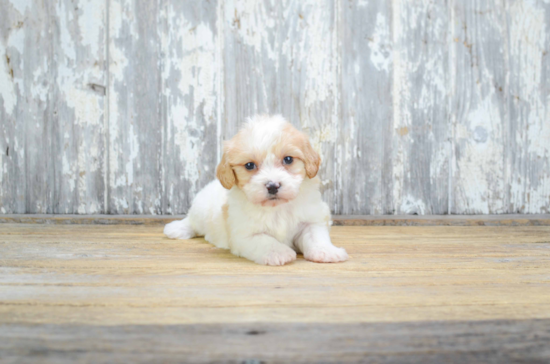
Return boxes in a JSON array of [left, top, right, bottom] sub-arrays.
[[254, 210, 300, 244]]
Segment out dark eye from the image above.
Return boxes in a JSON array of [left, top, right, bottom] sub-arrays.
[[283, 156, 293, 165], [244, 162, 256, 170]]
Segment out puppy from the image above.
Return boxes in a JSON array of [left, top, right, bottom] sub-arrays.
[[164, 115, 348, 266]]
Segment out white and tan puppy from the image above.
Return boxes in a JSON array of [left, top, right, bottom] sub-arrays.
[[164, 115, 348, 266]]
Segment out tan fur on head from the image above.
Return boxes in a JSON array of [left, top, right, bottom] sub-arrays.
[[282, 124, 321, 179], [299, 133, 321, 178], [216, 142, 236, 189], [216, 116, 321, 199]]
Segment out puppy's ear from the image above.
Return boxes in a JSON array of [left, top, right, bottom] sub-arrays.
[[216, 146, 236, 189], [301, 136, 321, 179]]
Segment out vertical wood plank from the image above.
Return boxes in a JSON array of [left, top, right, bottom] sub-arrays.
[[0, 1, 54, 213], [451, 0, 509, 214], [51, 0, 107, 213], [338, 0, 392, 214], [160, 0, 221, 214], [508, 0, 550, 214], [223, 0, 339, 210], [392, 0, 451, 214], [0, 0, 25, 213], [108, 0, 163, 214]]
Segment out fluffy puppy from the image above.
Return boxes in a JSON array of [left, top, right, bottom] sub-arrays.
[[164, 115, 348, 266]]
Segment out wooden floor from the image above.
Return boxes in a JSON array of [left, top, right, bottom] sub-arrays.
[[1, 223, 550, 363]]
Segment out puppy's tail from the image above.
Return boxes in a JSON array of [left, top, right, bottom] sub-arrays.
[[164, 217, 196, 240]]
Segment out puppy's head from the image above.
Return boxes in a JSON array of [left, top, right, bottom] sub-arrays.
[[216, 115, 320, 207]]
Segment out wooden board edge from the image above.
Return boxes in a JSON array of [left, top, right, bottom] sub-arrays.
[[1, 214, 550, 226]]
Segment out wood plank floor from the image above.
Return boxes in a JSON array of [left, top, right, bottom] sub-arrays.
[[1, 223, 550, 363]]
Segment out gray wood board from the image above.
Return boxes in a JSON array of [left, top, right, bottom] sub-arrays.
[[339, 0, 393, 214], [0, 0, 107, 214], [1, 213, 550, 226], [1, 320, 549, 363], [0, 0, 549, 215]]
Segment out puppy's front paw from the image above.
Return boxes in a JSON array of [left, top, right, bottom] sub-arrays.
[[305, 246, 348, 263], [164, 219, 195, 240], [257, 246, 297, 266]]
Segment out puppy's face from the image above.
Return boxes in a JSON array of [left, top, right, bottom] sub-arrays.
[[216, 116, 320, 207]]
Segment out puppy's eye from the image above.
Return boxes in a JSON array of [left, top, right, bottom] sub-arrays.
[[244, 162, 256, 170], [283, 156, 293, 165]]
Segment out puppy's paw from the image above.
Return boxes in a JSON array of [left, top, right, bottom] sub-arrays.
[[257, 246, 297, 266], [164, 219, 195, 240], [305, 246, 348, 263]]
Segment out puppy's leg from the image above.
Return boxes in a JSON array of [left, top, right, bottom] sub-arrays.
[[164, 217, 196, 240], [232, 234, 296, 266], [295, 224, 348, 263]]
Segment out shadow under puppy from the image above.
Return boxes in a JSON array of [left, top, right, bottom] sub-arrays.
[[164, 115, 348, 265]]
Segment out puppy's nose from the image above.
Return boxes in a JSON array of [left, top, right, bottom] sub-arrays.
[[266, 181, 280, 195]]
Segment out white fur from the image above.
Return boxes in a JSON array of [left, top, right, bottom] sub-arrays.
[[164, 115, 349, 266]]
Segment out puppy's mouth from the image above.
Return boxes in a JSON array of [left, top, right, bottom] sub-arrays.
[[261, 196, 289, 207]]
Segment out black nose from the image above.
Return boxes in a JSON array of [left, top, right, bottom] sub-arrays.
[[266, 182, 280, 195]]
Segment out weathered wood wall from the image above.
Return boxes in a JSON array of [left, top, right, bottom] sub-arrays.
[[0, 0, 549, 215]]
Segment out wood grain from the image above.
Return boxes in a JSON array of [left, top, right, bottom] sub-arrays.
[[1, 320, 549, 363], [0, 1, 54, 213], [1, 1, 549, 215], [452, 0, 509, 214], [339, 0, 393, 215], [160, 0, 222, 215], [507, 0, 550, 214], [0, 223, 549, 362], [1, 224, 550, 324], [392, 0, 451, 215], [0, 0, 107, 214], [52, 0, 107, 214], [107, 0, 163, 214]]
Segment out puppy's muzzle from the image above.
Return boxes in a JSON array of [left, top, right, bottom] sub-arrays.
[[266, 181, 281, 195]]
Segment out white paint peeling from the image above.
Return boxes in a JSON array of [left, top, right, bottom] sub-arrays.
[[179, 22, 216, 122], [3, 0, 549, 215], [510, 1, 548, 158], [290, 3, 335, 110], [456, 96, 505, 214], [229, 0, 276, 59], [109, 0, 139, 39], [369, 13, 391, 72], [0, 43, 16, 115], [77, 0, 105, 58], [30, 68, 48, 102], [215, 0, 225, 165], [65, 87, 102, 127], [391, 0, 405, 211], [9, 0, 32, 15], [125, 121, 139, 186], [56, 2, 76, 61], [506, 0, 550, 213], [310, 123, 336, 154], [400, 195, 426, 215], [7, 26, 25, 55], [161, 3, 220, 203], [62, 153, 76, 193], [107, 2, 137, 208], [0, 153, 3, 185], [524, 174, 550, 213]]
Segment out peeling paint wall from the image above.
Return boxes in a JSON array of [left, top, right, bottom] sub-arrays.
[[0, 0, 549, 215]]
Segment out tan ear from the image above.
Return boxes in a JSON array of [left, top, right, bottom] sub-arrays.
[[301, 137, 321, 178], [216, 150, 236, 189]]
